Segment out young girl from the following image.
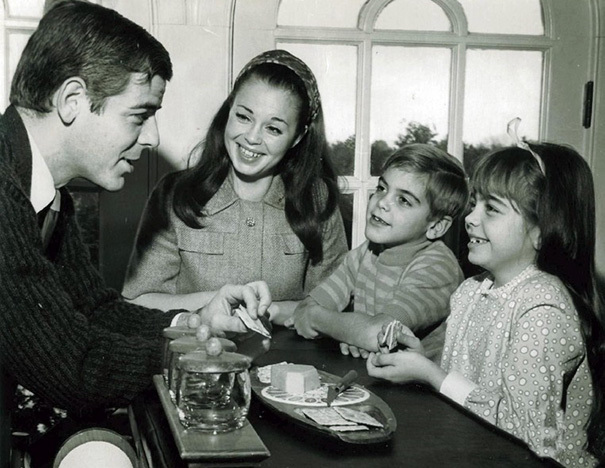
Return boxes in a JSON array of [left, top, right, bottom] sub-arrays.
[[367, 143, 605, 467], [122, 50, 347, 324]]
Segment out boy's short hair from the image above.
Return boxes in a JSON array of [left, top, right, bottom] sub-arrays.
[[383, 144, 469, 220]]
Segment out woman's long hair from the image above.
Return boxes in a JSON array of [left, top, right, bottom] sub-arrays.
[[472, 144, 605, 458], [171, 62, 340, 265]]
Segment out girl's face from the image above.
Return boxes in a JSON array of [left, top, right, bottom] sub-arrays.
[[224, 78, 302, 182], [465, 192, 540, 287]]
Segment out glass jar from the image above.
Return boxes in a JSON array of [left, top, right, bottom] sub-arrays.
[[167, 336, 205, 402], [176, 350, 251, 433], [162, 326, 196, 384]]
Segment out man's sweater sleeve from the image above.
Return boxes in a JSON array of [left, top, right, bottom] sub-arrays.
[[0, 186, 176, 414]]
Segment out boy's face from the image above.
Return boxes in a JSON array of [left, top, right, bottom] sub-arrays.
[[365, 167, 433, 248]]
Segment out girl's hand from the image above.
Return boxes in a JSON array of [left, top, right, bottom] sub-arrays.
[[339, 343, 370, 359], [376, 322, 425, 355], [366, 351, 446, 389]]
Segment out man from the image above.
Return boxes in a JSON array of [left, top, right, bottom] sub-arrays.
[[0, 1, 270, 466]]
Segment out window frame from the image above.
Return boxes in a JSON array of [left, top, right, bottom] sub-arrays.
[[267, 0, 557, 248]]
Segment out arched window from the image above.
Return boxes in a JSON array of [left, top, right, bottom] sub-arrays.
[[234, 0, 594, 250]]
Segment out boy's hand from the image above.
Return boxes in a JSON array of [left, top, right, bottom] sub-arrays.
[[288, 309, 320, 339], [339, 343, 370, 359], [285, 298, 321, 339]]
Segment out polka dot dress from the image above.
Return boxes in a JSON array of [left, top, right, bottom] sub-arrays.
[[441, 265, 597, 467]]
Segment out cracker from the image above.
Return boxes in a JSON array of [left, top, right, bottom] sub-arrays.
[[330, 424, 369, 432], [301, 408, 356, 426], [334, 407, 384, 428]]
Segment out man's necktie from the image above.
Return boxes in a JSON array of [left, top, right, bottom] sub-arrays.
[[40, 190, 61, 250]]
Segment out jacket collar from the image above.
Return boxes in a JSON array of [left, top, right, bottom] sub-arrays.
[[203, 174, 286, 216], [0, 105, 33, 194]]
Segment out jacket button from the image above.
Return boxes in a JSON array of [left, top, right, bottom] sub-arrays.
[[245, 217, 256, 227]]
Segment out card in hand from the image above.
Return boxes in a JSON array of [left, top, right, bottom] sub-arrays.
[[379, 320, 403, 353], [235, 305, 271, 338]]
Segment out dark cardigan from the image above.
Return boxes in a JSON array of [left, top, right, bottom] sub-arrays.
[[0, 106, 177, 417]]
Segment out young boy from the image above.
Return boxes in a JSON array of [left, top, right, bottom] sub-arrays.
[[286, 144, 469, 357]]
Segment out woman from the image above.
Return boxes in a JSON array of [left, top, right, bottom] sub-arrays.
[[122, 50, 347, 324]]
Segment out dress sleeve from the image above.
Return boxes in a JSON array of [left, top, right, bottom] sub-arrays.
[[303, 206, 348, 293], [308, 243, 365, 312], [383, 248, 462, 335], [453, 305, 585, 459], [122, 177, 182, 299]]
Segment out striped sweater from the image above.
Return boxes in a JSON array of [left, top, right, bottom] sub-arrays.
[[309, 239, 463, 337], [0, 106, 177, 416]]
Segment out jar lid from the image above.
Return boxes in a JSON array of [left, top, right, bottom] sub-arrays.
[[162, 326, 196, 340], [178, 350, 251, 373], [168, 336, 238, 354], [169, 336, 203, 353]]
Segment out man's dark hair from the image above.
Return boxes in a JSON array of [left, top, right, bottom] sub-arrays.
[[10, 0, 173, 114]]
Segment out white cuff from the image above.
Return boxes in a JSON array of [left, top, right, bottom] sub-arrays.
[[170, 312, 187, 327], [439, 371, 478, 406]]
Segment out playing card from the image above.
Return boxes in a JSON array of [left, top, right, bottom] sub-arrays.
[[379, 320, 399, 352], [379, 320, 406, 353], [334, 407, 384, 428], [235, 306, 271, 338], [300, 408, 357, 426], [330, 424, 369, 432], [378, 321, 390, 352]]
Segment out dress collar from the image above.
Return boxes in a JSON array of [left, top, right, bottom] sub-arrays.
[[203, 174, 286, 216], [479, 264, 540, 298]]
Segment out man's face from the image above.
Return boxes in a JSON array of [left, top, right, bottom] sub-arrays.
[[68, 73, 166, 191]]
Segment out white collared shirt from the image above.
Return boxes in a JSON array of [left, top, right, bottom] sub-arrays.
[[27, 128, 56, 213]]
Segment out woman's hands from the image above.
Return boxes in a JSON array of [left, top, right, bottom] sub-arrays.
[[194, 281, 271, 335]]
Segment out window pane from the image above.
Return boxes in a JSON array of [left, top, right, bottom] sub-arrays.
[[463, 49, 542, 174], [278, 0, 365, 28], [339, 192, 354, 249], [6, 0, 44, 18], [458, 0, 544, 35], [375, 0, 450, 32], [278, 42, 357, 176], [370, 46, 450, 175]]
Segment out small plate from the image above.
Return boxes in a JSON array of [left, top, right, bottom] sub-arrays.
[[250, 366, 396, 444]]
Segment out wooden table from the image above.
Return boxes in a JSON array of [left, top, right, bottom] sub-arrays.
[[132, 327, 560, 468]]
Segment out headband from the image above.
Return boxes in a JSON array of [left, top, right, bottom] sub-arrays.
[[235, 49, 321, 125], [506, 117, 545, 175]]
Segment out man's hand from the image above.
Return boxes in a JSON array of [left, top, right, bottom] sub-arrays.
[[196, 281, 271, 335]]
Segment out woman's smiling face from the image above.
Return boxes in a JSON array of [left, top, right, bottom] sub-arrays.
[[224, 77, 302, 182]]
